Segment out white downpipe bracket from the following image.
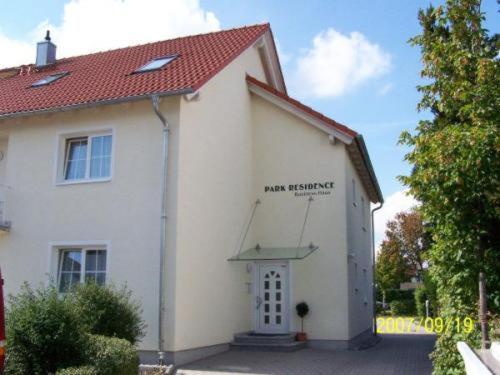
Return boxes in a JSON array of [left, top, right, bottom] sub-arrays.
[[151, 94, 169, 364]]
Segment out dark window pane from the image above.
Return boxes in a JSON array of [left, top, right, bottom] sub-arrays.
[[97, 250, 106, 271], [264, 315, 269, 324], [270, 271, 275, 276], [276, 292, 281, 301], [265, 304, 269, 313], [276, 304, 281, 313], [276, 316, 281, 324], [96, 273, 105, 286], [264, 281, 269, 289], [86, 250, 97, 271], [276, 281, 281, 289], [264, 292, 269, 301]]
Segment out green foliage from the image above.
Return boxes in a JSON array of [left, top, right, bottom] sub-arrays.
[[295, 302, 309, 318], [71, 283, 145, 344], [415, 286, 429, 318], [5, 284, 86, 375], [5, 283, 143, 374], [376, 242, 406, 293], [384, 289, 415, 302], [390, 299, 416, 316], [403, 0, 500, 373], [82, 335, 139, 375], [57, 366, 99, 375]]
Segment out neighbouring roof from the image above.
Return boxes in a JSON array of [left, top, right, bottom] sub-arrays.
[[246, 75, 383, 204], [0, 24, 272, 118]]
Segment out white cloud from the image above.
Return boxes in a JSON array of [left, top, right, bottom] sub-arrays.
[[292, 28, 391, 98], [377, 82, 393, 96], [373, 189, 418, 252], [0, 0, 220, 68]]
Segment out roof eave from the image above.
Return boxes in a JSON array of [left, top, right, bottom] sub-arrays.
[[353, 135, 384, 203], [0, 88, 194, 120]]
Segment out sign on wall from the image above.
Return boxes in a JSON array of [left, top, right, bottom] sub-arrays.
[[264, 181, 335, 197]]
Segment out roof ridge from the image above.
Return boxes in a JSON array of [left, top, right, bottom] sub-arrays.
[[1, 23, 270, 71]]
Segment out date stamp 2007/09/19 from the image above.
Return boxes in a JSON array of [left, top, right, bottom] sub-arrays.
[[377, 317, 475, 334]]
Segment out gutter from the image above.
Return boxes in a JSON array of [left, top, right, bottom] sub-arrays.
[[371, 202, 384, 336], [354, 135, 384, 204], [151, 94, 170, 364], [0, 88, 193, 121]]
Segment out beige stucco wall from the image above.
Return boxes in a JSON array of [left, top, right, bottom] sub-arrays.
[[0, 97, 181, 351], [170, 44, 267, 351], [345, 153, 374, 338], [250, 95, 350, 340]]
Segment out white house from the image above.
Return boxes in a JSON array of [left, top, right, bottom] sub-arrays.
[[0, 24, 383, 365]]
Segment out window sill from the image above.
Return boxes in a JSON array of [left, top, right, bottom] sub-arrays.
[[56, 177, 112, 186]]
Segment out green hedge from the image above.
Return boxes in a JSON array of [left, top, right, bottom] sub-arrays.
[[72, 283, 145, 344], [84, 335, 138, 375], [390, 299, 416, 316], [5, 283, 142, 375], [5, 284, 86, 375], [57, 366, 98, 375]]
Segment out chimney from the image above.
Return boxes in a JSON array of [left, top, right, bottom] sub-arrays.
[[36, 30, 56, 67]]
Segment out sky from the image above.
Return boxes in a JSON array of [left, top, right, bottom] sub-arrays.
[[0, 0, 498, 248]]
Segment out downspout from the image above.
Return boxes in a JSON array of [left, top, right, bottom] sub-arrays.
[[151, 94, 169, 364], [371, 202, 383, 336]]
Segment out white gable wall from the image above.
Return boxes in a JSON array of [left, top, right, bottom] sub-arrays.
[[250, 94, 350, 341], [171, 44, 267, 351]]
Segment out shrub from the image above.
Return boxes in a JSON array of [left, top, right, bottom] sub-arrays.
[[414, 286, 428, 317], [57, 366, 98, 375], [390, 299, 416, 316], [5, 284, 86, 375], [84, 335, 139, 375], [70, 283, 145, 344]]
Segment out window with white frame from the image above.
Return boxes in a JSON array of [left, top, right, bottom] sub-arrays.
[[63, 134, 112, 181], [57, 248, 107, 293]]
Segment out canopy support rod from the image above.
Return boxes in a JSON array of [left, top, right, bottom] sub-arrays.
[[298, 196, 314, 247], [236, 199, 261, 258]]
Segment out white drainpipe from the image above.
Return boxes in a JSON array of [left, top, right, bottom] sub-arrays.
[[371, 202, 383, 335], [151, 94, 169, 364]]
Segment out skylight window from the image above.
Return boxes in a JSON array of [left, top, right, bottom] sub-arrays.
[[31, 72, 68, 87], [135, 55, 176, 73]]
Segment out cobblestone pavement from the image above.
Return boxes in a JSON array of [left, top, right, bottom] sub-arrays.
[[175, 334, 435, 375]]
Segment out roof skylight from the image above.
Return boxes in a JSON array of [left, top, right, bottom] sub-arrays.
[[31, 72, 68, 87], [134, 55, 176, 73]]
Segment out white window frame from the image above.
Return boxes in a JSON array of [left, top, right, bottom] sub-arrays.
[[55, 128, 115, 186], [47, 241, 111, 292], [56, 247, 107, 293]]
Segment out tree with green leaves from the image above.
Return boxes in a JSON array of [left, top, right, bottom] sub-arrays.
[[401, 0, 499, 373], [376, 238, 406, 304]]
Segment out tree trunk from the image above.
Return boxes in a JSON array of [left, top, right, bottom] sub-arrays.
[[479, 271, 490, 349]]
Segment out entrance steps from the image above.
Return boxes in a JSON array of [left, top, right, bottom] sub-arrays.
[[230, 332, 306, 352]]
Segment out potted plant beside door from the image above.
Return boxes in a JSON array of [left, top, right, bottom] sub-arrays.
[[295, 302, 309, 341]]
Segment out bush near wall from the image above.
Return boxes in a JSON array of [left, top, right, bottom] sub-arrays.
[[5, 283, 144, 374], [5, 284, 86, 375]]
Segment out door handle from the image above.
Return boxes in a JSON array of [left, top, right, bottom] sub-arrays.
[[256, 296, 262, 310]]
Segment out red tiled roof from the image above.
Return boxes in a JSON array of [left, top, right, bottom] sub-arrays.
[[245, 75, 358, 138], [0, 24, 270, 117]]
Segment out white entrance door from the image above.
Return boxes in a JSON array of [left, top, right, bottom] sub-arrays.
[[255, 263, 289, 334]]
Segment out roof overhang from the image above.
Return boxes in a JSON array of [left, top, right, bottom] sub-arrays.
[[247, 76, 383, 203], [0, 88, 193, 121], [253, 29, 287, 94]]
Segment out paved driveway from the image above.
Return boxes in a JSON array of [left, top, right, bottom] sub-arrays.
[[176, 334, 435, 375]]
